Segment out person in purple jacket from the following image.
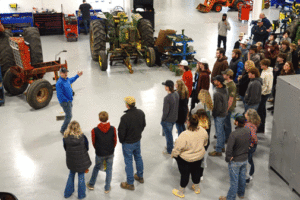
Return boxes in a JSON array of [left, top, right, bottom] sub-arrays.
[[56, 67, 83, 134]]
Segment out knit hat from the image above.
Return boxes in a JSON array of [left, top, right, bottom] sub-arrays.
[[212, 75, 225, 85], [124, 96, 136, 105]]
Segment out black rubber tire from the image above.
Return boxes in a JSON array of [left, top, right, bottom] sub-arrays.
[[213, 4, 222, 12], [0, 29, 15, 77], [138, 19, 154, 47], [3, 68, 28, 95], [99, 50, 108, 71], [146, 47, 155, 67], [23, 27, 43, 66], [234, 0, 245, 10], [90, 20, 106, 61], [26, 79, 53, 110]]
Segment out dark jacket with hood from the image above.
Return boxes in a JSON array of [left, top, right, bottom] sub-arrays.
[[245, 77, 263, 105], [193, 69, 211, 94], [118, 107, 146, 144], [92, 122, 117, 157], [211, 56, 228, 83], [229, 57, 243, 81], [63, 134, 92, 172], [238, 71, 250, 97], [212, 86, 228, 118], [176, 92, 188, 124]]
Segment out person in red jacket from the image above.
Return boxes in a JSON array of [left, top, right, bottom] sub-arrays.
[[86, 111, 117, 194], [179, 60, 193, 98]]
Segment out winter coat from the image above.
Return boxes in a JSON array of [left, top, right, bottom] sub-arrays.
[[252, 25, 268, 43], [176, 93, 188, 124], [118, 107, 146, 144], [211, 56, 228, 83], [229, 57, 243, 82], [245, 78, 263, 105], [161, 92, 180, 123], [238, 71, 250, 97], [193, 70, 211, 95], [63, 134, 92, 173], [212, 86, 228, 118]]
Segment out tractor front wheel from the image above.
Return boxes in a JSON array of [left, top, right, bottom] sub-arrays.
[[213, 4, 222, 12], [146, 47, 155, 67], [99, 50, 108, 71], [3, 68, 28, 95], [234, 0, 245, 10], [27, 79, 53, 109]]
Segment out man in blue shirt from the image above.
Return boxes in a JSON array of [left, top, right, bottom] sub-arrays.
[[56, 67, 83, 134]]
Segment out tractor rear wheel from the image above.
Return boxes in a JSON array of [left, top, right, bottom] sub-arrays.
[[0, 29, 15, 77], [99, 50, 108, 71], [3, 68, 28, 95], [146, 47, 155, 67], [23, 27, 43, 66], [90, 20, 106, 61], [138, 19, 154, 47], [27, 79, 53, 109], [213, 4, 222, 12], [234, 0, 245, 10]]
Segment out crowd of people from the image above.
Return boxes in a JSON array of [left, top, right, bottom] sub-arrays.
[[56, 11, 299, 200]]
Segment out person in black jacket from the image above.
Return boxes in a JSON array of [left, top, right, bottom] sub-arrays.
[[237, 60, 255, 106], [118, 96, 146, 191], [219, 116, 251, 200], [86, 111, 117, 193], [175, 80, 189, 136], [251, 19, 267, 45], [79, 0, 93, 34], [63, 121, 91, 199], [244, 68, 262, 112], [233, 32, 244, 50]]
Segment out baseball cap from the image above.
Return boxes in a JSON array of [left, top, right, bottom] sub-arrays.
[[212, 75, 225, 84], [162, 80, 174, 88], [199, 58, 208, 64], [60, 67, 69, 73], [179, 60, 188, 66], [235, 115, 246, 124], [239, 32, 244, 37], [221, 69, 234, 76], [124, 96, 136, 105]]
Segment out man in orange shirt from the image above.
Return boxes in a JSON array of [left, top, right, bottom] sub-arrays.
[[179, 60, 193, 98]]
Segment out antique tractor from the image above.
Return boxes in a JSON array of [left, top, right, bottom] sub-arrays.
[[90, 7, 155, 73], [2, 27, 68, 109]]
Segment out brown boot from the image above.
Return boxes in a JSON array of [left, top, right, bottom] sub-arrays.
[[214, 146, 225, 152], [120, 182, 135, 190], [134, 173, 144, 183], [208, 151, 222, 157]]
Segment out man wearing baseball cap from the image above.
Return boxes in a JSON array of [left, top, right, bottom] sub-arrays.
[[161, 80, 179, 155], [209, 75, 228, 157], [251, 19, 267, 45], [56, 67, 83, 134], [222, 69, 237, 143], [118, 96, 146, 190]]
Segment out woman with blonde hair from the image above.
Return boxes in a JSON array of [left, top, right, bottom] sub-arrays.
[[63, 121, 91, 199], [238, 60, 255, 106], [175, 80, 189, 135], [244, 109, 261, 183]]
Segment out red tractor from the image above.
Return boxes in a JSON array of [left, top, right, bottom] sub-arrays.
[[0, 23, 68, 109], [197, 0, 245, 13]]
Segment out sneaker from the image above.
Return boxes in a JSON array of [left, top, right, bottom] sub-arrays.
[[172, 189, 185, 198], [246, 176, 253, 183], [86, 182, 94, 190], [192, 184, 201, 194], [214, 146, 225, 152], [208, 151, 222, 157], [162, 150, 171, 156], [219, 196, 227, 200], [104, 187, 111, 194], [120, 182, 135, 190], [267, 106, 274, 111], [134, 173, 144, 183]]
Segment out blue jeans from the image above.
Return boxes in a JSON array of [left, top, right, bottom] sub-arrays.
[[224, 111, 232, 142], [244, 103, 259, 113], [214, 116, 226, 152], [175, 123, 186, 136], [296, 68, 300, 74], [248, 144, 257, 176], [257, 94, 270, 131], [89, 154, 114, 191], [60, 101, 73, 133], [227, 160, 247, 200], [82, 19, 90, 34], [122, 141, 144, 185], [161, 121, 175, 154], [64, 171, 86, 199]]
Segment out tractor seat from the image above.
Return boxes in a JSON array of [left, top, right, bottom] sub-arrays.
[[0, 192, 18, 200]]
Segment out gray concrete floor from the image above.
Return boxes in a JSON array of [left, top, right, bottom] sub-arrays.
[[0, 1, 299, 199]]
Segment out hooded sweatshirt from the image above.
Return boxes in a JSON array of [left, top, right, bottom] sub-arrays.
[[211, 56, 228, 83], [245, 77, 263, 105], [92, 122, 117, 157], [261, 67, 273, 95], [212, 86, 228, 118], [218, 20, 231, 37]]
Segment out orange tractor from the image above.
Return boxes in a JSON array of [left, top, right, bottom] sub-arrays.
[[197, 0, 245, 13]]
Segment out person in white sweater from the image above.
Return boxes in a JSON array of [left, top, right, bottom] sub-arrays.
[[171, 114, 208, 198], [257, 59, 273, 133]]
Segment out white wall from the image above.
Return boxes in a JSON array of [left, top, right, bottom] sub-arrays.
[[0, 0, 125, 14]]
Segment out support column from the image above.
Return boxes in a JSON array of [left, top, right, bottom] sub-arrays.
[[252, 0, 263, 20]]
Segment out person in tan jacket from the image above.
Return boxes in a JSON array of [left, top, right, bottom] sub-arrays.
[[171, 114, 208, 198]]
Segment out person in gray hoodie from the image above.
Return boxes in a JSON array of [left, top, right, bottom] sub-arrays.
[[161, 80, 179, 155], [209, 75, 228, 157], [244, 68, 262, 112], [218, 13, 231, 51]]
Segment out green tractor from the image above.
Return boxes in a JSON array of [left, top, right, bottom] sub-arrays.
[[90, 7, 155, 73]]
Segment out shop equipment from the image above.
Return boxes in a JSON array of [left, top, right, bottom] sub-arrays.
[[3, 27, 68, 110], [238, 2, 251, 21], [63, 14, 78, 41], [89, 7, 155, 74], [0, 12, 33, 33], [133, 0, 155, 30], [196, 0, 246, 13], [75, 9, 102, 34]]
